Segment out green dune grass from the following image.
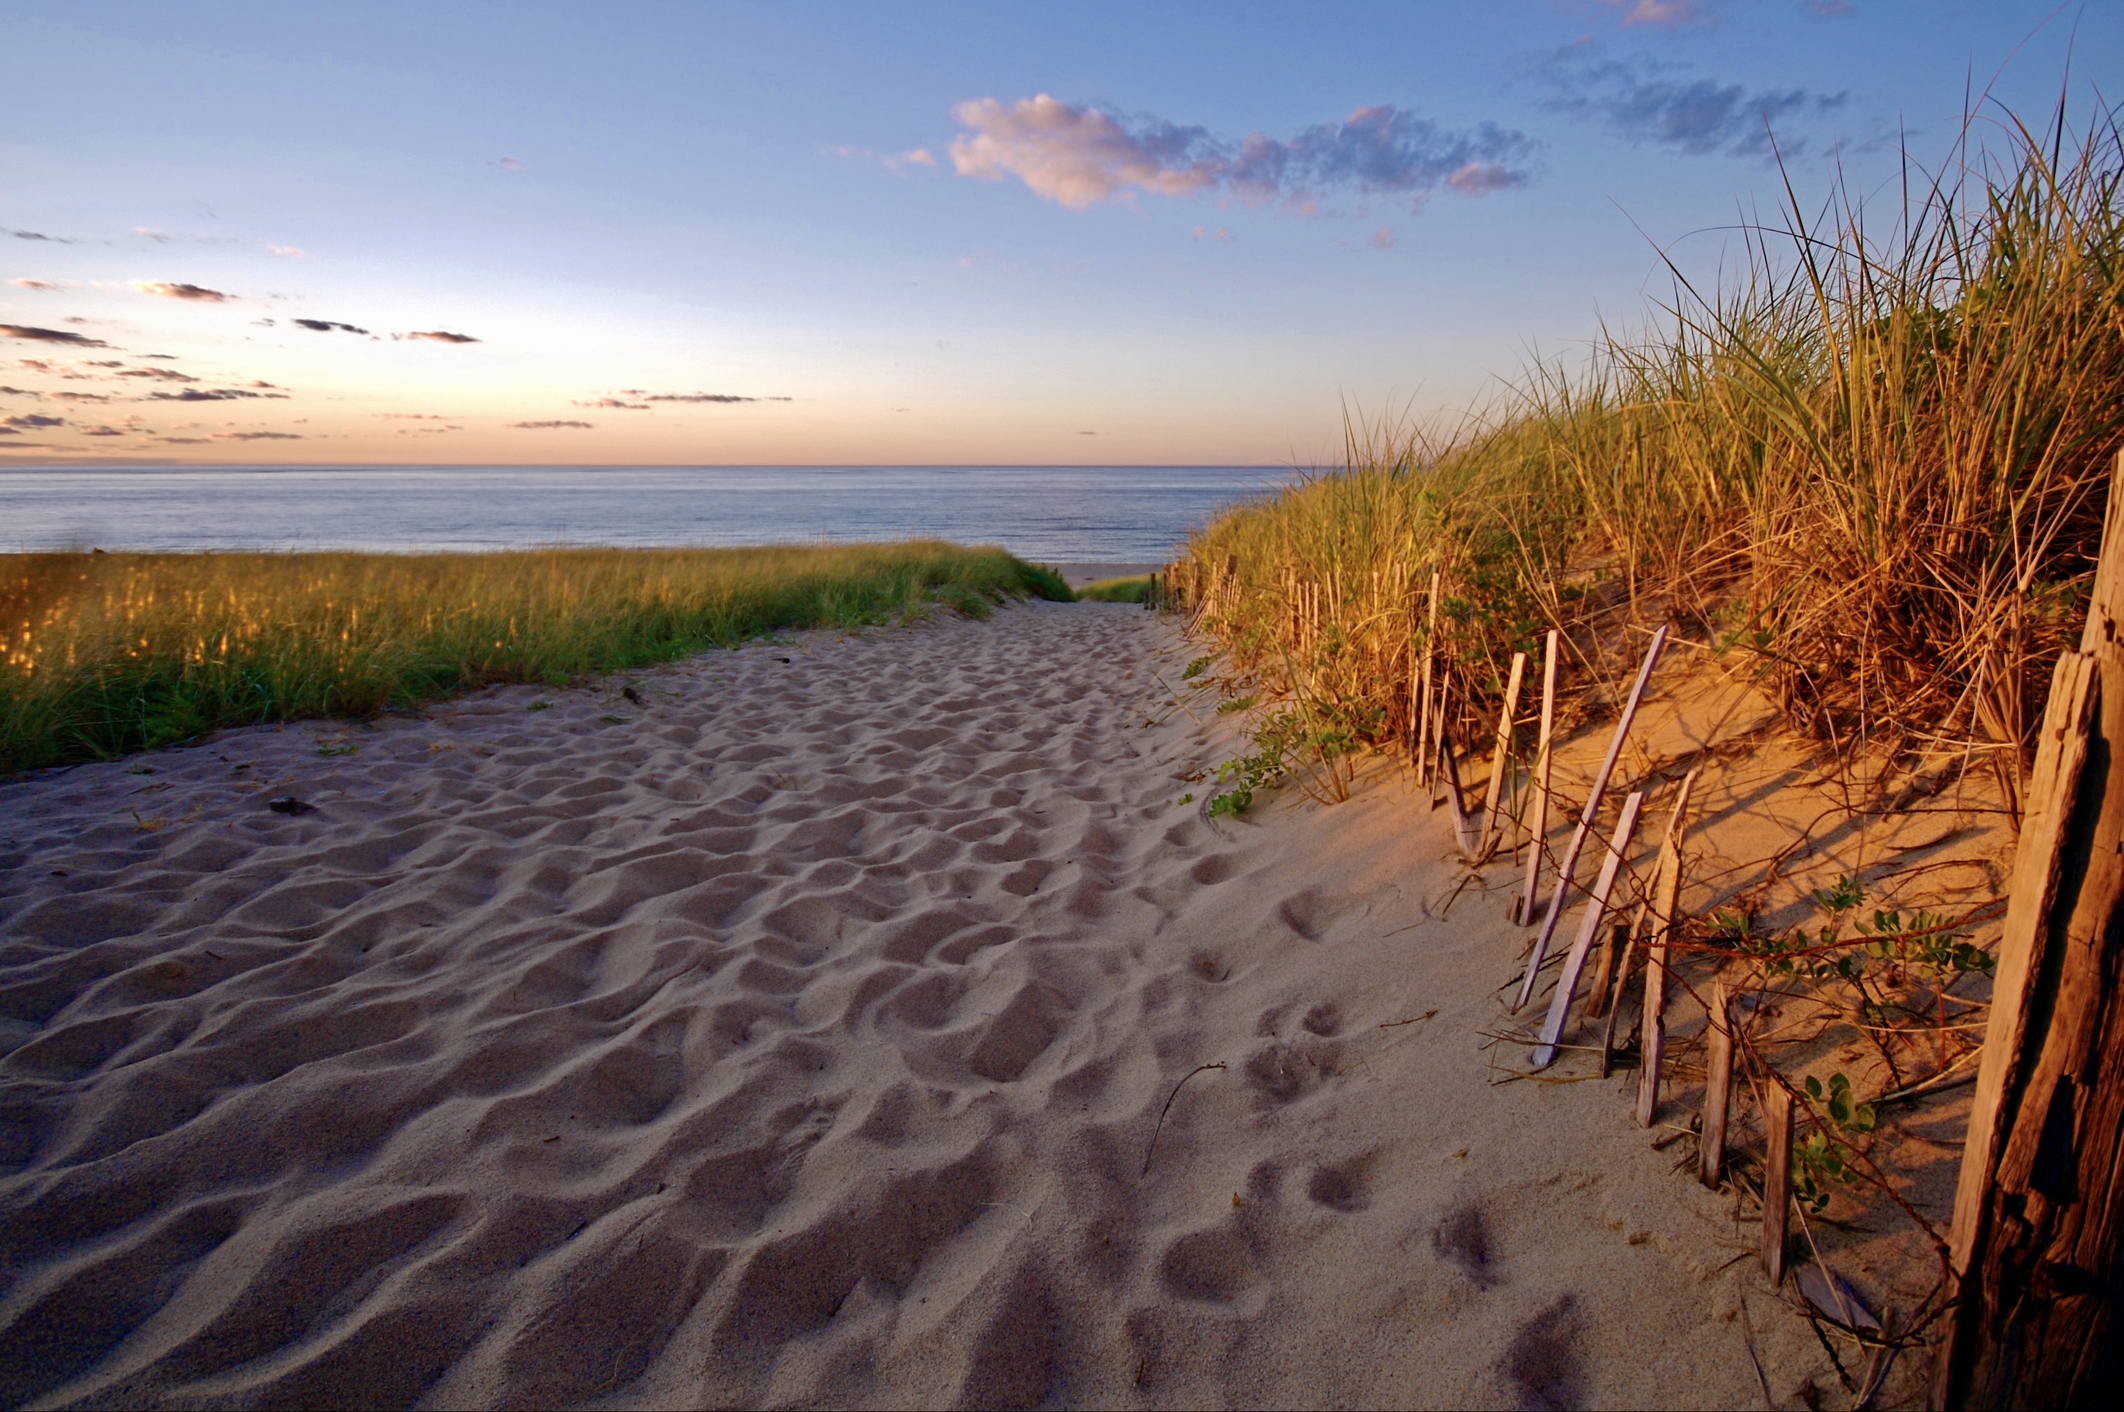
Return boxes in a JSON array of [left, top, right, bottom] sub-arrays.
[[0, 540, 1071, 773], [1076, 575, 1153, 603]]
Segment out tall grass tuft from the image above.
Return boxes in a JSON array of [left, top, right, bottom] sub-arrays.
[[1174, 101, 2124, 811], [0, 541, 1070, 773]]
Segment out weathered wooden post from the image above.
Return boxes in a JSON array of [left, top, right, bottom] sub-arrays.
[[1936, 449, 2124, 1410]]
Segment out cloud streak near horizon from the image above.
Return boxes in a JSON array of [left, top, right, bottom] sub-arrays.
[[948, 95, 1534, 212]]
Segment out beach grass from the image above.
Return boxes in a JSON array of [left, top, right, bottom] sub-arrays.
[[1076, 574, 1154, 603], [0, 540, 1071, 773], [1174, 100, 2124, 806]]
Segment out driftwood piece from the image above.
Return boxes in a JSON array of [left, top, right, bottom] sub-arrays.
[[1515, 630, 1559, 925], [1700, 981, 1733, 1187], [1515, 626, 1669, 1011], [1480, 651, 1528, 860], [1763, 1079, 1792, 1286], [1529, 790, 1646, 1069], [1937, 450, 2124, 1410]]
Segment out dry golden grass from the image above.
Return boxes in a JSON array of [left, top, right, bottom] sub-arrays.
[[0, 541, 1070, 773], [1173, 102, 2124, 812]]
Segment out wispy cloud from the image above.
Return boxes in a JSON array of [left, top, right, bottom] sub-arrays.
[[0, 385, 40, 396], [131, 280, 231, 301], [617, 391, 794, 404], [115, 367, 198, 382], [2, 325, 111, 347], [402, 330, 480, 344], [293, 318, 370, 334], [80, 425, 125, 437], [577, 397, 652, 410], [1370, 226, 1397, 250], [148, 387, 290, 402], [51, 391, 113, 403], [8, 277, 64, 290], [510, 419, 594, 429], [1541, 42, 1846, 159], [267, 244, 306, 258], [827, 143, 940, 177], [949, 94, 1534, 213], [8, 230, 75, 243], [1191, 225, 1235, 243], [220, 430, 302, 440], [3, 413, 64, 428], [496, 157, 525, 172]]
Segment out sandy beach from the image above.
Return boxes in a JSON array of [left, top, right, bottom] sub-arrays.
[[0, 601, 2002, 1408]]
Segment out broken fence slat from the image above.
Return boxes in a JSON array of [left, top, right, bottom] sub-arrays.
[[1763, 1079, 1793, 1286], [1517, 628, 1560, 926], [1480, 651, 1528, 860], [1515, 625, 1669, 1011], [1438, 722, 1479, 860], [1635, 769, 1696, 1128], [1528, 790, 1646, 1070], [1700, 981, 1733, 1188]]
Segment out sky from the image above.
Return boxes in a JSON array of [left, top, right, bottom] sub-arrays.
[[1, 1, 2115, 467]]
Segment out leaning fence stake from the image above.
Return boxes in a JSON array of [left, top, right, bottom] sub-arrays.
[[1480, 651, 1528, 862], [1515, 629, 1559, 925], [1415, 569, 1440, 786], [1438, 722, 1478, 860], [1529, 789, 1646, 1069], [1763, 1079, 1793, 1286], [1515, 625, 1668, 1010], [1700, 981, 1734, 1187]]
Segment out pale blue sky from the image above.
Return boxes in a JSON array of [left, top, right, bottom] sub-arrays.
[[2, 1, 2114, 464]]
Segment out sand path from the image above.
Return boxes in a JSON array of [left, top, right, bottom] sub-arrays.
[[1, 602, 1837, 1408]]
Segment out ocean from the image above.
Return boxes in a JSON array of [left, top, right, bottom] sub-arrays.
[[0, 465, 1286, 564]]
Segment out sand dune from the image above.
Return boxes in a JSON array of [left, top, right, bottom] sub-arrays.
[[2, 601, 1957, 1408]]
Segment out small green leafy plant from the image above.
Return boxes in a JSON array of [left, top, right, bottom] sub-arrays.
[[1181, 655, 1215, 681], [1793, 1073, 1878, 1213]]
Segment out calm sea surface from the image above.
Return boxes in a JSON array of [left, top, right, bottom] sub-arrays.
[[0, 465, 1288, 563]]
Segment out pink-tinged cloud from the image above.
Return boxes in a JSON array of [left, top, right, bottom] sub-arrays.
[[1191, 225, 1234, 243], [950, 95, 1534, 213], [497, 157, 525, 171], [8, 277, 62, 290], [404, 330, 480, 344], [1603, 0, 1713, 27], [267, 244, 305, 258], [131, 280, 231, 301], [510, 419, 593, 429], [1369, 227, 1396, 250], [951, 95, 1222, 209]]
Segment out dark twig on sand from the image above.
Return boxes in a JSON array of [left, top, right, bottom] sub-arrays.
[[1142, 1063, 1226, 1176]]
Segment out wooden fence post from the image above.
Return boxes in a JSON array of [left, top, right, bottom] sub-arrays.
[[1937, 448, 2124, 1410]]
